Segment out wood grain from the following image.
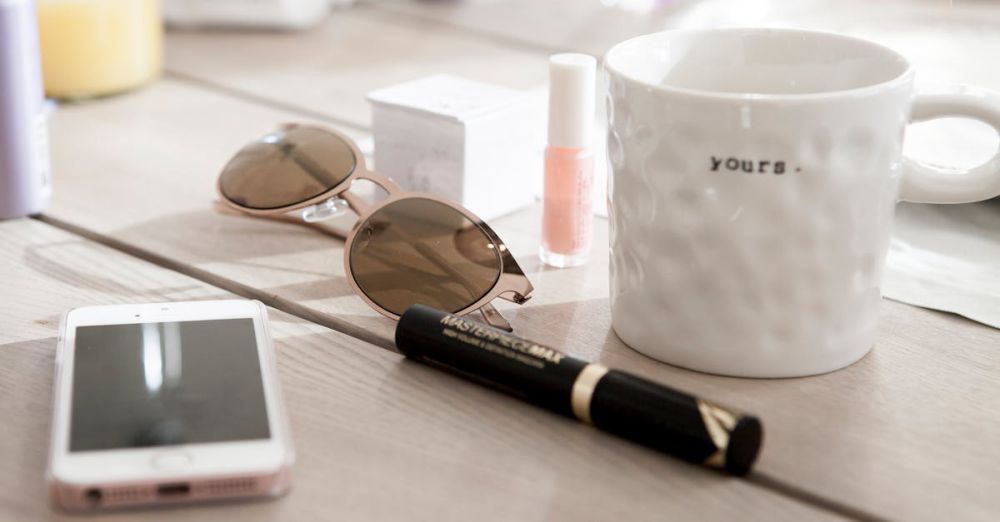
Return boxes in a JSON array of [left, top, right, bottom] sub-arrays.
[[164, 8, 547, 128], [0, 219, 836, 521], [371, 0, 697, 56]]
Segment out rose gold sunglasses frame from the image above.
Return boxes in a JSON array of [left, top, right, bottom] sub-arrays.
[[215, 123, 533, 331]]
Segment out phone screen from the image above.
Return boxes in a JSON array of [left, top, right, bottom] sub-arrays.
[[69, 319, 271, 452]]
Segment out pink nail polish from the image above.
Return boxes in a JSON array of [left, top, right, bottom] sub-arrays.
[[541, 53, 596, 268]]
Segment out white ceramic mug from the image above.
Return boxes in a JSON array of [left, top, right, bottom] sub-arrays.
[[605, 28, 1000, 378]]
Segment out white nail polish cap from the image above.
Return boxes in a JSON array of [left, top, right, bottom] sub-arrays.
[[547, 53, 596, 149]]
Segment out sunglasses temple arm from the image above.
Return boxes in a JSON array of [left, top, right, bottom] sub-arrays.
[[479, 303, 513, 332]]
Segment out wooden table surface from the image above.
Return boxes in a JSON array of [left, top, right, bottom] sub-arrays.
[[4, 2, 999, 521]]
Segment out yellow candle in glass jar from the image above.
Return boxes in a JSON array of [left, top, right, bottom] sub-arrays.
[[37, 0, 163, 99]]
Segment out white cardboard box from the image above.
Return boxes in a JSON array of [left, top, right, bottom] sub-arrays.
[[368, 75, 544, 221]]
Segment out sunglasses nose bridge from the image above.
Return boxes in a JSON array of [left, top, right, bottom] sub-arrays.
[[301, 197, 351, 223]]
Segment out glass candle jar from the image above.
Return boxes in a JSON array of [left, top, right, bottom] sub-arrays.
[[37, 0, 163, 99]]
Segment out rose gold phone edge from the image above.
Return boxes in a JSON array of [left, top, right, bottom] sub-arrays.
[[46, 300, 295, 511]]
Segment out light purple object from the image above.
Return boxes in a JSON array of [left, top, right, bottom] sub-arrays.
[[0, 0, 50, 219]]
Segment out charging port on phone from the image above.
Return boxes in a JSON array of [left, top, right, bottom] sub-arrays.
[[157, 483, 191, 497], [84, 488, 102, 505]]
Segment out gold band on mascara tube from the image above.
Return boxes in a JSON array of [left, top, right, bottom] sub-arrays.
[[697, 399, 739, 469], [571, 363, 609, 424]]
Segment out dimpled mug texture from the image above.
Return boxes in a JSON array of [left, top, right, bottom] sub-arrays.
[[606, 36, 914, 377]]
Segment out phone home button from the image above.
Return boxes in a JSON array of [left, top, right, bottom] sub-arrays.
[[151, 451, 192, 470]]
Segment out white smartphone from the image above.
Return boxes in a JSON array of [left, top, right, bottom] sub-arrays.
[[47, 300, 294, 511]]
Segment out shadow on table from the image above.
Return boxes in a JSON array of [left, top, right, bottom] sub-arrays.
[[109, 209, 360, 300], [112, 209, 350, 266], [22, 240, 209, 299]]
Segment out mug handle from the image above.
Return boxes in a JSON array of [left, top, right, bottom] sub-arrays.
[[899, 87, 1000, 203]]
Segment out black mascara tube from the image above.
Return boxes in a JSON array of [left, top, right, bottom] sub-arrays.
[[395, 305, 763, 476]]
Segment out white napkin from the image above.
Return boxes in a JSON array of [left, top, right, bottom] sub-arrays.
[[885, 200, 1000, 328]]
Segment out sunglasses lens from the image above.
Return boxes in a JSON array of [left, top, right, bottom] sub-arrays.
[[219, 126, 356, 210], [350, 198, 502, 316]]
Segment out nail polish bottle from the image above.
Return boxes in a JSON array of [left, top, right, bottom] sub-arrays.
[[540, 53, 595, 268]]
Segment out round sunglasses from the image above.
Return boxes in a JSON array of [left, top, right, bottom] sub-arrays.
[[215, 124, 533, 331]]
